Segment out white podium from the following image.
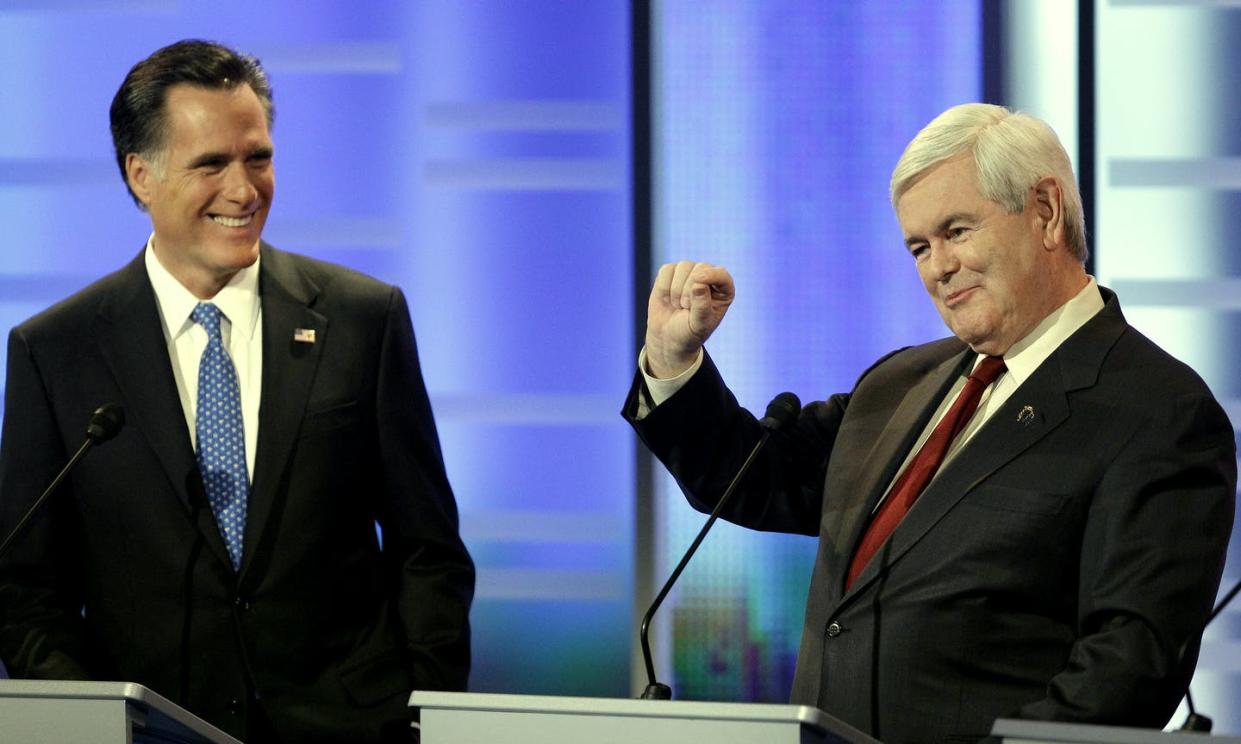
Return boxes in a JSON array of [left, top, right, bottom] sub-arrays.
[[0, 680, 242, 744], [410, 691, 881, 743], [991, 718, 1241, 743]]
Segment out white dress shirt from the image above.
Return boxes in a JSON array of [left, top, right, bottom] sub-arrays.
[[144, 238, 263, 476]]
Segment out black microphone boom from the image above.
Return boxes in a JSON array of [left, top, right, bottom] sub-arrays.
[[0, 404, 125, 561], [638, 392, 801, 700]]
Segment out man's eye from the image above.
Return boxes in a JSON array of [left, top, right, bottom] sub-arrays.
[[948, 226, 969, 241], [910, 245, 928, 260]]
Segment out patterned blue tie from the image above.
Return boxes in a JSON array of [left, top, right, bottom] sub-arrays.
[[191, 303, 249, 571]]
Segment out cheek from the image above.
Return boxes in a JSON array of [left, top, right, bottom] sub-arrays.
[[257, 169, 275, 198], [184, 183, 219, 215]]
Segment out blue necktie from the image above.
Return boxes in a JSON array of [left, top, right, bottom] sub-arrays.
[[191, 303, 249, 571]]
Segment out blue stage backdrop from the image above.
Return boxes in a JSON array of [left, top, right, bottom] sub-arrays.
[[1092, 0, 1241, 731], [0, 1, 634, 695], [649, 0, 982, 701]]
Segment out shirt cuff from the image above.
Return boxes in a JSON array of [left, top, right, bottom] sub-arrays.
[[634, 347, 705, 419]]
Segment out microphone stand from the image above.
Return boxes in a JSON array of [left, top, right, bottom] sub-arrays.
[[639, 429, 774, 699], [1179, 578, 1241, 732], [0, 404, 125, 562], [638, 392, 801, 700]]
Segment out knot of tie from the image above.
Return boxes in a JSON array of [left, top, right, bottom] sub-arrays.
[[191, 302, 224, 339], [969, 355, 1006, 386]]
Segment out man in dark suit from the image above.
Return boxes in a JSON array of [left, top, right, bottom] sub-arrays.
[[625, 103, 1235, 743], [0, 40, 474, 743]]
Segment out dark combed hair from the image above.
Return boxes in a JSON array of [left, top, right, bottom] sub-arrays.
[[109, 39, 275, 208]]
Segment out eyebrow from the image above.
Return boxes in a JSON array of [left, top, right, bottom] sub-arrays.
[[903, 211, 976, 248], [186, 146, 273, 170], [187, 152, 230, 169]]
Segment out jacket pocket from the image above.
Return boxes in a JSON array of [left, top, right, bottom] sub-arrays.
[[339, 649, 412, 707], [964, 484, 1069, 517], [298, 400, 360, 438]]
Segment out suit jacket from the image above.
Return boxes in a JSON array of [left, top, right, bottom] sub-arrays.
[[625, 288, 1235, 744], [0, 245, 475, 743]]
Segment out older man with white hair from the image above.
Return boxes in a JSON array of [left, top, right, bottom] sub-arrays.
[[625, 103, 1235, 744]]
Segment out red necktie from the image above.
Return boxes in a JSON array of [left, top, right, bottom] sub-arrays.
[[845, 356, 1007, 590]]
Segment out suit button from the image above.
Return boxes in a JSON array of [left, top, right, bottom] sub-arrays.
[[826, 621, 843, 638], [234, 596, 251, 610], [227, 698, 244, 715]]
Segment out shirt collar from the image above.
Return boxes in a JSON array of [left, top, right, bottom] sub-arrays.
[[977, 276, 1104, 384], [143, 234, 261, 342]]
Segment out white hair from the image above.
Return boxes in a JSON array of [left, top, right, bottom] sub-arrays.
[[890, 103, 1087, 263]]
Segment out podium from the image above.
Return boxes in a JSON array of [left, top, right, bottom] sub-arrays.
[[0, 680, 242, 744], [991, 718, 1241, 743], [410, 691, 881, 743]]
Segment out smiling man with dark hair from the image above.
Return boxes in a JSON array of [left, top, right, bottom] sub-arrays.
[[0, 40, 473, 744]]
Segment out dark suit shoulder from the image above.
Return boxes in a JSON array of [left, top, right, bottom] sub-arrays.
[[1103, 323, 1219, 400], [855, 336, 967, 389], [259, 245, 399, 315], [12, 254, 146, 343], [1063, 290, 1223, 407]]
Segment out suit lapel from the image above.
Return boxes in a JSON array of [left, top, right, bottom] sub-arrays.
[[94, 252, 235, 569], [829, 350, 970, 596], [843, 371, 1071, 597], [241, 246, 326, 578], [839, 290, 1128, 600]]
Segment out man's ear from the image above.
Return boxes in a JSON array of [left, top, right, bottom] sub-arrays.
[[125, 153, 157, 209], [1031, 176, 1065, 251]]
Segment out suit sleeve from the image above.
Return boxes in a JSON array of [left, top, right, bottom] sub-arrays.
[[622, 349, 848, 536], [0, 327, 92, 680], [372, 288, 474, 691], [1018, 389, 1236, 725]]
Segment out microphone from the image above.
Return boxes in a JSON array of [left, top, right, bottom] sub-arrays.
[[639, 392, 801, 700], [1179, 578, 1241, 732], [0, 404, 126, 561], [86, 403, 125, 444]]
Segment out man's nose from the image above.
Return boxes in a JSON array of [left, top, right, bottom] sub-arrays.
[[928, 241, 960, 281], [222, 163, 258, 204]]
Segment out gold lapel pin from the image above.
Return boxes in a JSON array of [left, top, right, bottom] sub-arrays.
[[1017, 405, 1035, 426], [293, 328, 316, 344]]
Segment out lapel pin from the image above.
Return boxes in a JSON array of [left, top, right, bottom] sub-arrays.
[[1017, 405, 1036, 427], [293, 328, 316, 344]]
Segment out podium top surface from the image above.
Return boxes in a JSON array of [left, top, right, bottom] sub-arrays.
[[2, 679, 162, 703], [410, 691, 880, 742], [0, 679, 243, 744], [992, 718, 1241, 743]]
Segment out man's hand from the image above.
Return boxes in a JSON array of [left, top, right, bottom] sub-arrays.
[[644, 261, 735, 378]]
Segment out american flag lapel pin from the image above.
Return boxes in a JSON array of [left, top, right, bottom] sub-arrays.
[[293, 328, 316, 344]]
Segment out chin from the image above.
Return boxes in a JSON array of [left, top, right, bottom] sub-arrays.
[[949, 324, 997, 353], [963, 333, 1007, 355]]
